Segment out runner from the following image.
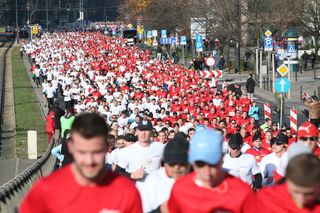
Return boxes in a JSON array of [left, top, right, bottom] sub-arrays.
[[222, 133, 262, 189], [168, 128, 254, 212], [137, 137, 189, 212], [253, 154, 320, 212], [115, 120, 165, 182], [259, 132, 288, 186], [20, 113, 142, 213]]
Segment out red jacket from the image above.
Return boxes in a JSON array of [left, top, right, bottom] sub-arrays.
[[46, 111, 55, 133]]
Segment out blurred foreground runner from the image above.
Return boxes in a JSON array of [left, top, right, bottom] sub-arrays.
[[254, 154, 320, 212], [20, 113, 142, 213], [168, 128, 254, 213]]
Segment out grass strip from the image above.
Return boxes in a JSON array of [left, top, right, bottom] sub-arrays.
[[12, 47, 47, 158]]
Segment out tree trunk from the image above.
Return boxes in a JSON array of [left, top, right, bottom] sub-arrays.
[[315, 34, 319, 60], [226, 42, 230, 73]]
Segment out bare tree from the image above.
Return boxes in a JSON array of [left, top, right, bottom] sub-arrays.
[[298, 0, 320, 57]]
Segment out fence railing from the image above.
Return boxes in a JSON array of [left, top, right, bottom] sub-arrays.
[[0, 41, 14, 160], [0, 139, 56, 213]]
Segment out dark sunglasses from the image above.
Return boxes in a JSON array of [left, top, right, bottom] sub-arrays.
[[167, 162, 188, 167], [194, 161, 219, 168], [230, 146, 241, 150], [300, 137, 318, 141], [271, 141, 284, 146]]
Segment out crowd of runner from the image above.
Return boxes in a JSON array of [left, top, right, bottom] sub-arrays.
[[19, 31, 320, 213]]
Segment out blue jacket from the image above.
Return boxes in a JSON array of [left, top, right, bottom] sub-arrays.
[[248, 106, 259, 120]]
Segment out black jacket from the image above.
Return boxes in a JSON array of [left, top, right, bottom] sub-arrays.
[[246, 77, 255, 93], [61, 141, 73, 166], [53, 107, 65, 130]]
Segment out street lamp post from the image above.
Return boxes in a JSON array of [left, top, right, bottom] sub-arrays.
[[15, 0, 19, 43], [46, 0, 49, 30], [27, 0, 30, 25]]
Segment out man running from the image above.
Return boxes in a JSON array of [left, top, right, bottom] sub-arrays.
[[168, 128, 254, 212], [20, 113, 142, 213]]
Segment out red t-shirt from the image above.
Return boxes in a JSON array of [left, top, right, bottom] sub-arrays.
[[252, 182, 320, 213], [20, 165, 142, 213], [239, 98, 251, 112], [246, 147, 271, 163], [314, 147, 320, 157], [288, 136, 296, 145], [168, 172, 254, 213], [262, 139, 273, 152]]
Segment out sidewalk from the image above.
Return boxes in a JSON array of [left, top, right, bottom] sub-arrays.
[[22, 56, 48, 117], [221, 69, 320, 112]]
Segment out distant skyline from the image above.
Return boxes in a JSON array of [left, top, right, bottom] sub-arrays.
[[0, 0, 123, 27]]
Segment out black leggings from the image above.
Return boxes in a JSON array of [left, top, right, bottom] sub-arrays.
[[65, 101, 72, 110]]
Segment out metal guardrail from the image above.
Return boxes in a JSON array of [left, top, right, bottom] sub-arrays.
[[0, 41, 14, 159], [0, 42, 11, 127], [0, 140, 57, 213], [0, 42, 57, 212]]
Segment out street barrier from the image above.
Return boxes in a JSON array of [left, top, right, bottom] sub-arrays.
[[264, 103, 271, 120], [290, 108, 298, 133]]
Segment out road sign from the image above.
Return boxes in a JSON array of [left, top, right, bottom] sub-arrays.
[[147, 31, 152, 38], [180, 36, 187, 45], [137, 25, 144, 34], [152, 30, 158, 37], [264, 37, 273, 51], [160, 37, 177, 45], [161, 29, 167, 38], [277, 64, 289, 76], [32, 26, 38, 35], [205, 57, 216, 67], [264, 30, 272, 37], [199, 70, 223, 78], [275, 78, 290, 93], [196, 35, 203, 52], [287, 44, 296, 55]]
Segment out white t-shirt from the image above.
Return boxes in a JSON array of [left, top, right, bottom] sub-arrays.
[[222, 153, 260, 185], [117, 142, 165, 180], [74, 104, 86, 113], [110, 105, 125, 116], [149, 104, 160, 117], [259, 152, 282, 186], [106, 148, 120, 165], [45, 86, 55, 98], [42, 82, 48, 93], [117, 116, 129, 129], [241, 143, 251, 153], [213, 98, 222, 107], [63, 90, 72, 101], [154, 125, 164, 133], [137, 167, 175, 213], [47, 71, 53, 81], [129, 122, 138, 130]]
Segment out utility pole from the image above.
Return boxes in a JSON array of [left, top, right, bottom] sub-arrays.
[[58, 0, 61, 26], [46, 0, 49, 30], [27, 0, 30, 25], [15, 0, 18, 28], [79, 0, 84, 26], [15, 0, 19, 43]]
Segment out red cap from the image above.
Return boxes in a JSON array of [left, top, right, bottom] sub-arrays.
[[297, 122, 318, 139]]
